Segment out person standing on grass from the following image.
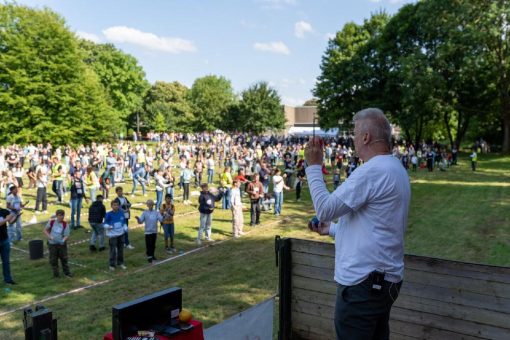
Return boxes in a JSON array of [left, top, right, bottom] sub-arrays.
[[160, 194, 176, 252], [230, 179, 244, 238], [88, 195, 106, 252], [305, 108, 410, 340], [0, 208, 17, 284], [154, 169, 167, 211], [100, 166, 115, 200], [206, 155, 215, 184], [69, 171, 89, 230], [220, 166, 233, 210], [295, 165, 305, 202], [246, 174, 264, 226], [272, 168, 290, 216], [85, 166, 100, 202], [135, 200, 163, 264], [35, 160, 49, 214], [51, 160, 64, 204], [104, 200, 127, 271], [6, 186, 27, 243], [113, 187, 134, 249], [470, 149, 477, 171], [196, 183, 223, 245], [44, 210, 73, 278], [181, 162, 194, 205]]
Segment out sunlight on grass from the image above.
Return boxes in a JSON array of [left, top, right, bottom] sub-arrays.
[[1, 291, 36, 306]]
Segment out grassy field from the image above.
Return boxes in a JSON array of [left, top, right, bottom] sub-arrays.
[[0, 153, 508, 339]]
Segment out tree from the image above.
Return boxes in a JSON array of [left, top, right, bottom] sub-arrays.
[[313, 13, 390, 130], [142, 81, 194, 132], [232, 81, 286, 134], [190, 75, 235, 131], [0, 3, 117, 144], [80, 40, 150, 131]]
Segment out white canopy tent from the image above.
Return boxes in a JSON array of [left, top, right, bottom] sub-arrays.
[[288, 126, 339, 137]]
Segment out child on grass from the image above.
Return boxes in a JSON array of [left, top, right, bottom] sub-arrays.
[[44, 210, 72, 278], [160, 194, 176, 253], [135, 200, 163, 263]]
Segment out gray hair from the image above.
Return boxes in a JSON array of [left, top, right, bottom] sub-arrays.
[[353, 108, 392, 146]]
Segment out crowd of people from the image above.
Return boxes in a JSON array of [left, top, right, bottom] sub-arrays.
[[0, 131, 485, 284]]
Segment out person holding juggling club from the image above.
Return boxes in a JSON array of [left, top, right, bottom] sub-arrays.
[[305, 108, 411, 340]]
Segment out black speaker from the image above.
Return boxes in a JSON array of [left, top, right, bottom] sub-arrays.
[[23, 305, 57, 340]]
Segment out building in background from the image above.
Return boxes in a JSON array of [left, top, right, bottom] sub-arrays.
[[283, 105, 339, 137]]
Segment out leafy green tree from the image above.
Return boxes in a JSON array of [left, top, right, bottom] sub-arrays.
[[190, 75, 235, 131], [80, 40, 150, 130], [0, 3, 117, 144], [313, 13, 390, 130], [233, 81, 285, 134], [142, 81, 194, 132]]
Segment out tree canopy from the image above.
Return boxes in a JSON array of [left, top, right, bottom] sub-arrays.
[[0, 3, 116, 144], [314, 0, 510, 152]]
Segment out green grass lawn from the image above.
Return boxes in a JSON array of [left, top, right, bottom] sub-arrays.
[[0, 153, 508, 339]]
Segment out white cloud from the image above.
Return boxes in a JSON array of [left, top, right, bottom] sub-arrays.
[[102, 26, 197, 54], [253, 41, 290, 55], [389, 0, 406, 3], [76, 31, 101, 43], [369, 0, 382, 2], [294, 21, 313, 38]]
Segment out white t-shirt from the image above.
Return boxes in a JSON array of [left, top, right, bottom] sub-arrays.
[[306, 155, 411, 286], [272, 175, 285, 193], [6, 194, 22, 211]]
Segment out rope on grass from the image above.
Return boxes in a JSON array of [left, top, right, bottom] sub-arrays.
[[0, 214, 295, 318]]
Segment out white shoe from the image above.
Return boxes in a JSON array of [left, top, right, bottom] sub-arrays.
[[126, 244, 135, 250], [120, 264, 127, 270], [196, 239, 202, 245], [35, 211, 40, 214], [206, 238, 214, 242], [109, 266, 115, 271]]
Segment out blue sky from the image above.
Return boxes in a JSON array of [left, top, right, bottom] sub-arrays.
[[18, 0, 413, 106]]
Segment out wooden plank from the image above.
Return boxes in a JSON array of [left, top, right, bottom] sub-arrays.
[[405, 254, 510, 279], [395, 293, 510, 330], [389, 320, 484, 340], [391, 306, 510, 339], [292, 287, 336, 308], [292, 263, 332, 281], [291, 238, 335, 257], [293, 275, 337, 295], [405, 257, 510, 284], [400, 281, 510, 314], [292, 299, 335, 319], [292, 324, 335, 340], [404, 268, 510, 299], [292, 311, 335, 336], [292, 251, 335, 270]]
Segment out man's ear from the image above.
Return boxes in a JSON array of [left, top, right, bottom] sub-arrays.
[[363, 133, 369, 145]]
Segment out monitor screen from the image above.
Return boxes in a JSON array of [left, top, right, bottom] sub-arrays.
[[112, 287, 182, 340]]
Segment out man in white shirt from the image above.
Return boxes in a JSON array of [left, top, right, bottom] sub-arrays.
[[305, 108, 411, 340]]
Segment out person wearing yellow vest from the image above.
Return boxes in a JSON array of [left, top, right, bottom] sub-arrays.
[[51, 157, 65, 204], [220, 166, 233, 209], [470, 149, 477, 171], [86, 166, 100, 202]]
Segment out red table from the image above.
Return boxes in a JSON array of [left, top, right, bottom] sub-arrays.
[[103, 320, 203, 340]]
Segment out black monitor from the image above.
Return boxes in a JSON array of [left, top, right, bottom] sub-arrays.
[[112, 287, 182, 340]]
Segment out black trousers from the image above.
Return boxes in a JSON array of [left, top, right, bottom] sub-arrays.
[[48, 243, 70, 276], [35, 187, 48, 211], [334, 278, 402, 340], [145, 233, 157, 262], [109, 235, 124, 267], [183, 183, 190, 200], [250, 200, 260, 225], [296, 182, 302, 200]]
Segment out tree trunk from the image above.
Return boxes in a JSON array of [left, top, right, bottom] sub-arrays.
[[501, 92, 510, 154], [455, 112, 470, 150], [443, 112, 455, 149]]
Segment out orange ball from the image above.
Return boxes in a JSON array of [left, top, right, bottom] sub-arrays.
[[179, 309, 192, 323]]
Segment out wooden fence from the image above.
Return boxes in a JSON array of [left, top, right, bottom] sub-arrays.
[[276, 237, 510, 340]]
